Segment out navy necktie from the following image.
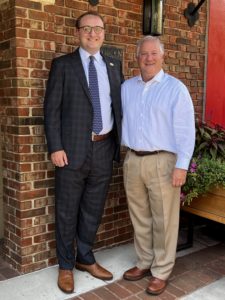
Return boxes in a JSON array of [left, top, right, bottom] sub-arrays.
[[88, 56, 103, 134]]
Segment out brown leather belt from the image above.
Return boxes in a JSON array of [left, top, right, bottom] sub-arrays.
[[130, 149, 169, 156], [92, 131, 112, 142]]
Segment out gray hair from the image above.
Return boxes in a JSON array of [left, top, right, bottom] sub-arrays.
[[136, 36, 164, 57]]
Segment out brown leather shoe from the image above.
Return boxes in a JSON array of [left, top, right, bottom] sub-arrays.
[[75, 262, 113, 280], [58, 269, 74, 294], [146, 277, 167, 295], [123, 266, 151, 281]]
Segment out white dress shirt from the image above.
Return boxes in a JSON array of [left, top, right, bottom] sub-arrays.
[[121, 69, 195, 170], [79, 47, 113, 134]]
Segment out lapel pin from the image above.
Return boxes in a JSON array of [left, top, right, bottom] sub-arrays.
[[110, 62, 114, 66]]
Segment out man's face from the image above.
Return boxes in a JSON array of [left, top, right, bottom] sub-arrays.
[[77, 15, 105, 54], [137, 40, 164, 82]]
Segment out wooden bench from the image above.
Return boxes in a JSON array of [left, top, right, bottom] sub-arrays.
[[178, 187, 225, 250]]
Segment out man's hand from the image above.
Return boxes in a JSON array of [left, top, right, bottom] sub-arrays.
[[172, 168, 187, 187], [51, 150, 68, 167]]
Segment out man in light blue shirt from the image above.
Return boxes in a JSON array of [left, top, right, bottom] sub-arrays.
[[122, 36, 195, 295]]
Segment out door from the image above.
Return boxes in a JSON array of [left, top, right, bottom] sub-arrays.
[[205, 0, 225, 128]]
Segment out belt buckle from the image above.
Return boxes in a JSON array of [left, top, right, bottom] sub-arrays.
[[92, 132, 100, 141]]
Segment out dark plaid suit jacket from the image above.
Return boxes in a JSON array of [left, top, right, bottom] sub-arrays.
[[44, 48, 123, 169]]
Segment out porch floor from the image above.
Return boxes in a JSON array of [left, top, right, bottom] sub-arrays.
[[0, 225, 225, 300]]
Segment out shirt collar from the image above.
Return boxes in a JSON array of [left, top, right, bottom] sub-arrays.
[[137, 69, 164, 84], [79, 47, 102, 64]]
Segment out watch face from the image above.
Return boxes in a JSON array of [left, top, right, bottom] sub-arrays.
[[89, 0, 99, 5]]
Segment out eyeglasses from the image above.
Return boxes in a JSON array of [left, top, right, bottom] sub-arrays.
[[78, 26, 104, 34]]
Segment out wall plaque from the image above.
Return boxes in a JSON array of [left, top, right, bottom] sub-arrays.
[[101, 45, 123, 61]]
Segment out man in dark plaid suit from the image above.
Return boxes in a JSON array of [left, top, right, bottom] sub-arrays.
[[44, 11, 123, 294]]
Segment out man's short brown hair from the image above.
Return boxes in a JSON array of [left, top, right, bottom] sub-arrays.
[[76, 11, 104, 29]]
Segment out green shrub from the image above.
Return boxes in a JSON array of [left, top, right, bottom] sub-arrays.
[[181, 121, 225, 205]]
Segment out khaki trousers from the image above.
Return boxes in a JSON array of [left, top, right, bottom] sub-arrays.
[[123, 150, 180, 280]]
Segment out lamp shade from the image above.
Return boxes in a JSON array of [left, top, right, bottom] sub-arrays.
[[143, 0, 164, 36]]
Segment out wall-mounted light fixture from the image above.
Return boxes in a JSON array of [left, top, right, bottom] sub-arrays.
[[88, 0, 99, 5], [184, 0, 206, 27], [143, 0, 164, 36]]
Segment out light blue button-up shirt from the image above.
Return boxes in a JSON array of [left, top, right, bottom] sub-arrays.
[[121, 69, 195, 170], [79, 47, 113, 134]]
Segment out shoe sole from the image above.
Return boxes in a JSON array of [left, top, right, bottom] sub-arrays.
[[75, 264, 113, 281], [123, 271, 151, 281], [57, 283, 74, 294], [146, 285, 167, 295]]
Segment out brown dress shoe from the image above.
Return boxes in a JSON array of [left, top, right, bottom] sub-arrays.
[[123, 266, 151, 281], [75, 262, 113, 280], [58, 269, 74, 294], [146, 277, 167, 295]]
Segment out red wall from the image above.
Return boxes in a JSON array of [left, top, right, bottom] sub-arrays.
[[205, 0, 225, 128]]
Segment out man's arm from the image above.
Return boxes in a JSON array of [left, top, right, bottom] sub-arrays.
[[173, 86, 195, 170], [44, 58, 68, 167], [44, 59, 64, 153], [171, 84, 195, 187]]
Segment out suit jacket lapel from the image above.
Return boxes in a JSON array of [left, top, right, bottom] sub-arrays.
[[103, 55, 114, 87], [70, 50, 118, 104], [70, 48, 91, 101], [103, 55, 117, 103]]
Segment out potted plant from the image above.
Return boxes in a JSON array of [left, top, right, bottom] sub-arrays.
[[181, 121, 225, 206]]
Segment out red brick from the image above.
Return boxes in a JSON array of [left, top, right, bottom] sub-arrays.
[[74, 293, 101, 300], [172, 271, 205, 294], [118, 279, 143, 294], [16, 0, 42, 10], [21, 225, 46, 238], [20, 243, 47, 256], [166, 283, 186, 298], [65, 0, 88, 10], [33, 232, 55, 243], [94, 287, 119, 300], [29, 10, 50, 22], [107, 282, 132, 298], [16, 189, 46, 201], [16, 207, 46, 219]]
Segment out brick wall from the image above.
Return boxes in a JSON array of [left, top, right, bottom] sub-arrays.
[[0, 0, 207, 273], [0, 129, 3, 238]]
